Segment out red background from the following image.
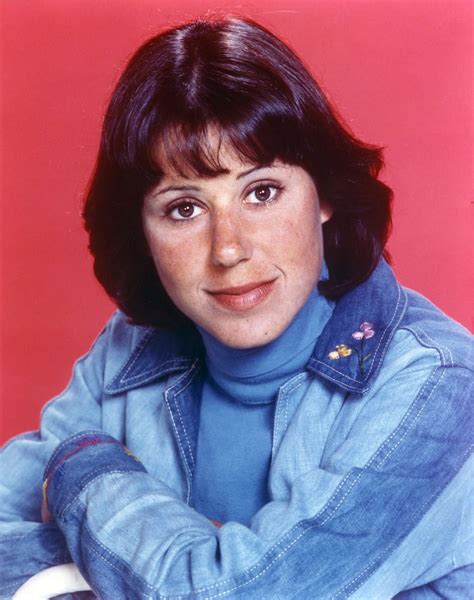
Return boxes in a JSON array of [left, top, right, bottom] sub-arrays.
[[1, 0, 472, 444]]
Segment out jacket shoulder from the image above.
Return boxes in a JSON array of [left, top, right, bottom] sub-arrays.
[[400, 288, 473, 370]]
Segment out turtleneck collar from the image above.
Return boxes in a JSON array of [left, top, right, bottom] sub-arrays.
[[197, 273, 334, 405]]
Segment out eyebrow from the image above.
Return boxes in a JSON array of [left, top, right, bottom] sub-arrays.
[[154, 185, 201, 196], [236, 165, 263, 179], [153, 165, 270, 196]]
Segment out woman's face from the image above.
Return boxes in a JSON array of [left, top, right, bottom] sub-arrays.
[[142, 145, 332, 348]]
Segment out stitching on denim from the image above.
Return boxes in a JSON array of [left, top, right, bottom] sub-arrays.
[[280, 372, 307, 397], [115, 329, 155, 382], [406, 326, 454, 367], [366, 367, 442, 470], [63, 470, 149, 531], [284, 374, 307, 427], [308, 367, 365, 391], [333, 444, 474, 599], [397, 326, 445, 365], [333, 369, 472, 597], [167, 361, 200, 469], [83, 521, 156, 597], [312, 284, 405, 386], [164, 390, 192, 486], [421, 330, 453, 366], [59, 466, 145, 519], [188, 368, 463, 598], [108, 328, 194, 390], [180, 454, 363, 597], [272, 397, 283, 454], [165, 527, 309, 598], [163, 365, 200, 499], [122, 359, 192, 385], [272, 374, 307, 455], [171, 470, 356, 598], [176, 366, 446, 597], [279, 374, 307, 424], [44, 430, 109, 477]]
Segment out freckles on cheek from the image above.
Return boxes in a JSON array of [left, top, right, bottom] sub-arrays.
[[149, 242, 182, 283]]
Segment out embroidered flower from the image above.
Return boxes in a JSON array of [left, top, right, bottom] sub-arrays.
[[328, 322, 375, 375], [351, 322, 375, 374], [352, 322, 375, 340], [328, 344, 352, 360]]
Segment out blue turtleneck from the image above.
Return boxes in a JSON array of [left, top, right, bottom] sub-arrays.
[[192, 280, 334, 526]]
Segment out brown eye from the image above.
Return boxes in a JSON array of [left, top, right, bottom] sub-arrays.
[[177, 202, 194, 218], [247, 184, 279, 205], [169, 201, 204, 221], [255, 186, 272, 201]]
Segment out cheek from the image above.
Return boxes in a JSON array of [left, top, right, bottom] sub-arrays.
[[148, 236, 202, 297], [276, 206, 321, 264]]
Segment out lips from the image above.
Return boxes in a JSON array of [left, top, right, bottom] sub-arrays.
[[207, 279, 277, 311]]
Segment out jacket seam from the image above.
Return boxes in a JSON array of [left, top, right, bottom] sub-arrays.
[[332, 445, 473, 599], [118, 359, 193, 385], [273, 372, 308, 443], [167, 361, 201, 468], [364, 366, 444, 470], [82, 519, 157, 598], [161, 365, 463, 597], [164, 361, 201, 502], [59, 468, 149, 522], [398, 325, 471, 370], [107, 329, 156, 389], [332, 365, 472, 597]]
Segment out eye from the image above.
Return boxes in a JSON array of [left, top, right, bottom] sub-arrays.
[[247, 184, 280, 205], [168, 201, 204, 221]]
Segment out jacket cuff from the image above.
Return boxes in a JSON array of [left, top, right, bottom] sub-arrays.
[[43, 431, 146, 520]]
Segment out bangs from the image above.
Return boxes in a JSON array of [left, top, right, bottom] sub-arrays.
[[151, 117, 293, 180], [86, 17, 393, 327]]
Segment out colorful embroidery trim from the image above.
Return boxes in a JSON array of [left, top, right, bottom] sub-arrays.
[[328, 322, 375, 375]]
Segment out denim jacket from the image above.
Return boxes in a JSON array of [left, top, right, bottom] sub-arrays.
[[1, 261, 473, 599]]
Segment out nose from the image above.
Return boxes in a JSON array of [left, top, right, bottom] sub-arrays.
[[211, 210, 253, 268]]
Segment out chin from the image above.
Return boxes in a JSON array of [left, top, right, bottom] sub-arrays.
[[209, 321, 287, 349]]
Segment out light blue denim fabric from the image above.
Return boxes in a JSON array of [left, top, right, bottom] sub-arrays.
[[1, 261, 473, 599]]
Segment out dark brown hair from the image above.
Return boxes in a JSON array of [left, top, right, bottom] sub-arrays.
[[83, 17, 392, 328]]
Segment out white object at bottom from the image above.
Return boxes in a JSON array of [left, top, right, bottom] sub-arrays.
[[12, 563, 91, 599]]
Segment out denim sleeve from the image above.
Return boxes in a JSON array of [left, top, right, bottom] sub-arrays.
[[0, 320, 113, 598], [393, 564, 474, 599], [44, 362, 473, 599]]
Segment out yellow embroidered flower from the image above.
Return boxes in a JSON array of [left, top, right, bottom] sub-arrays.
[[328, 344, 353, 360], [337, 344, 352, 357]]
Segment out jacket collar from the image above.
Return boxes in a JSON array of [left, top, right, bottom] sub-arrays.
[[105, 260, 407, 396], [307, 260, 407, 393], [105, 326, 203, 394]]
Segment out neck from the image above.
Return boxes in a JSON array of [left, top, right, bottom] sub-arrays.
[[198, 284, 334, 405]]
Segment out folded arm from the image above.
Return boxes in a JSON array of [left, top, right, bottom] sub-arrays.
[[44, 364, 473, 599]]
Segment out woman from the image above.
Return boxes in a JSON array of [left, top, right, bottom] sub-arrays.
[[1, 17, 472, 599]]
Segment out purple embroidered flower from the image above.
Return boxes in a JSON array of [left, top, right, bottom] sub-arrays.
[[328, 322, 375, 375], [352, 322, 375, 340]]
